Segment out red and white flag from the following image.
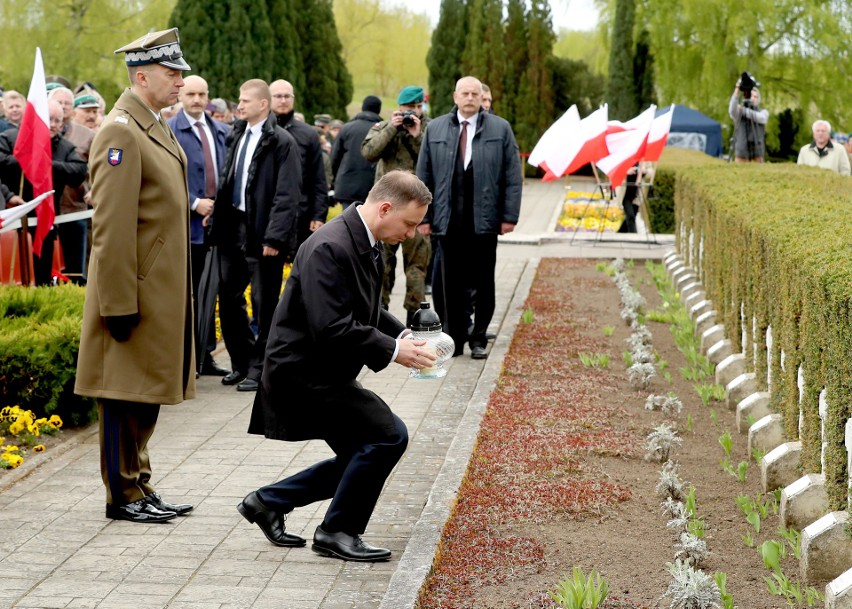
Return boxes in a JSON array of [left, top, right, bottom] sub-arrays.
[[596, 106, 656, 187], [13, 48, 53, 257], [529, 105, 609, 181], [644, 104, 675, 162]]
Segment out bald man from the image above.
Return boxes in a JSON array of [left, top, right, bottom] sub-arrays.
[[168, 75, 231, 376], [416, 76, 522, 360], [270, 79, 328, 246]]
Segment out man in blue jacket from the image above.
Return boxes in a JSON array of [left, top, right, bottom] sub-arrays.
[[169, 75, 230, 377], [416, 76, 522, 360]]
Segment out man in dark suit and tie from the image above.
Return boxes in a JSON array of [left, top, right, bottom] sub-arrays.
[[209, 79, 302, 392], [169, 74, 230, 377], [238, 170, 436, 562]]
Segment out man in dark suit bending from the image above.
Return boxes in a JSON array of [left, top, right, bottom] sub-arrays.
[[238, 170, 436, 562]]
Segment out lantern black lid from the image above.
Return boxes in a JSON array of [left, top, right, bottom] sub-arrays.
[[409, 301, 442, 331]]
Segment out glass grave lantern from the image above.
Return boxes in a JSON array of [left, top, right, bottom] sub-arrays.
[[406, 302, 455, 379]]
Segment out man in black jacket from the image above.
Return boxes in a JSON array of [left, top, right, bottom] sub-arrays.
[[239, 170, 435, 561], [270, 79, 328, 246], [209, 79, 302, 392], [0, 100, 87, 285], [416, 76, 522, 360], [330, 95, 381, 208]]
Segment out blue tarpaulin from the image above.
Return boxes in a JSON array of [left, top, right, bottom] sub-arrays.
[[656, 104, 723, 157]]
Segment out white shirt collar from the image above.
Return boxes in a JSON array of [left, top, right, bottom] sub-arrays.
[[356, 205, 378, 247], [456, 110, 478, 130], [183, 110, 207, 127]]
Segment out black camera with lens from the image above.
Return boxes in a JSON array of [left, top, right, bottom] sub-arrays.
[[400, 110, 417, 128], [739, 71, 760, 100]]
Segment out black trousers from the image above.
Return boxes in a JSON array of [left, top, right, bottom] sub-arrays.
[[57, 220, 87, 284], [98, 399, 160, 506], [190, 242, 218, 362], [29, 226, 56, 286], [256, 382, 408, 535], [218, 220, 284, 379], [432, 232, 497, 353]]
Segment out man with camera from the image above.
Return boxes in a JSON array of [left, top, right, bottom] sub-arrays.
[[361, 86, 431, 326], [729, 72, 769, 163]]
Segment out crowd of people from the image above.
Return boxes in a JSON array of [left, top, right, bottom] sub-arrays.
[[0, 27, 525, 563]]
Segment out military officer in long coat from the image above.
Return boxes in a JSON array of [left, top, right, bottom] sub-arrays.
[[75, 28, 196, 524]]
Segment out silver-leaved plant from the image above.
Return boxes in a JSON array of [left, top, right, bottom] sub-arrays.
[[657, 461, 685, 501], [674, 532, 708, 566], [629, 362, 657, 390], [661, 560, 721, 609], [646, 423, 681, 462]]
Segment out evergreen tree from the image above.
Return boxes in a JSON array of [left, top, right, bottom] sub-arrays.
[[268, 0, 304, 94], [295, 0, 352, 118], [633, 29, 656, 110], [606, 0, 637, 120], [502, 0, 528, 126], [461, 0, 504, 111], [514, 0, 555, 154], [171, 0, 273, 100], [427, 0, 467, 117], [549, 56, 606, 118]]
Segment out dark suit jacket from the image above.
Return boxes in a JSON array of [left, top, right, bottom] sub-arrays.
[[209, 113, 302, 258], [249, 202, 405, 441], [168, 112, 228, 245], [276, 111, 329, 226]]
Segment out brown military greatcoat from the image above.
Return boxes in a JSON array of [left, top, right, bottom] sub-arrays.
[[75, 89, 195, 405]]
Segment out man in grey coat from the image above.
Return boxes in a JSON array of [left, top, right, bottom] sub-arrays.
[[416, 76, 522, 360]]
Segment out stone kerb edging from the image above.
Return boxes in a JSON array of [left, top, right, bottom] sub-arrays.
[[665, 250, 852, 601], [378, 258, 540, 609]]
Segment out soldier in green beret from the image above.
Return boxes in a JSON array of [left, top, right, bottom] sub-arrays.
[[361, 85, 431, 325]]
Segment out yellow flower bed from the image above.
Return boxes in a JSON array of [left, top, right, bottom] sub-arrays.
[[556, 192, 624, 233], [0, 406, 62, 469]]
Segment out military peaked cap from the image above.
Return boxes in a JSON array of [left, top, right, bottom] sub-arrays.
[[114, 27, 191, 71]]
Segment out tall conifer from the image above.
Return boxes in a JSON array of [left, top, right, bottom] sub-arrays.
[[606, 0, 637, 120], [427, 0, 467, 117], [633, 29, 656, 110], [268, 0, 304, 94], [502, 0, 528, 125], [514, 0, 554, 153]]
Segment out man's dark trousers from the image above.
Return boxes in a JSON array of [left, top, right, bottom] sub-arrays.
[[254, 382, 408, 535], [217, 216, 284, 380]]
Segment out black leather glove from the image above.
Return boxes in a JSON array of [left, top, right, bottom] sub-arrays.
[[105, 314, 140, 342]]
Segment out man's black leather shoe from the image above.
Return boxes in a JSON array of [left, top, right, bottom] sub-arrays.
[[471, 346, 488, 360], [485, 332, 497, 341], [237, 491, 306, 547], [200, 359, 230, 377], [222, 370, 246, 385], [312, 526, 391, 562], [236, 378, 259, 392], [146, 492, 194, 516], [106, 498, 177, 523]]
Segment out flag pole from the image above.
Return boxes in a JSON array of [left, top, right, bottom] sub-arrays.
[[17, 172, 32, 286]]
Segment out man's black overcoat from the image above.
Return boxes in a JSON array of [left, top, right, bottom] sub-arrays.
[[248, 203, 405, 441]]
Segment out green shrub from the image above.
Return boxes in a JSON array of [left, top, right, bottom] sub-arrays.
[[674, 161, 852, 514], [0, 285, 95, 426], [646, 148, 723, 234]]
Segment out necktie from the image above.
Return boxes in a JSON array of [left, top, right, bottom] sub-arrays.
[[195, 121, 217, 197], [371, 242, 383, 268], [232, 130, 252, 208], [459, 120, 469, 168]]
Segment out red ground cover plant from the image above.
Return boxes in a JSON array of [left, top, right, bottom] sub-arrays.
[[417, 259, 642, 609]]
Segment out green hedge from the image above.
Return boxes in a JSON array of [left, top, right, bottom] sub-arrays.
[[0, 284, 96, 426], [647, 148, 723, 234], [674, 162, 852, 513]]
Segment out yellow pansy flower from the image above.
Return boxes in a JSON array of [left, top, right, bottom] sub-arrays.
[[33, 445, 45, 452]]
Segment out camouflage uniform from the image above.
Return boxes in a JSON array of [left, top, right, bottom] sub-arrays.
[[362, 115, 431, 323]]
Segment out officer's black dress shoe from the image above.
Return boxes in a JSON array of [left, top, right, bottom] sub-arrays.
[[200, 358, 230, 376], [312, 526, 391, 562], [236, 378, 259, 392], [485, 332, 497, 341], [222, 370, 246, 385], [106, 498, 177, 523], [237, 491, 306, 547], [470, 346, 488, 360], [147, 492, 194, 516]]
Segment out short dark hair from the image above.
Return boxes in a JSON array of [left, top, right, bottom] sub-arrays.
[[366, 170, 432, 208]]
